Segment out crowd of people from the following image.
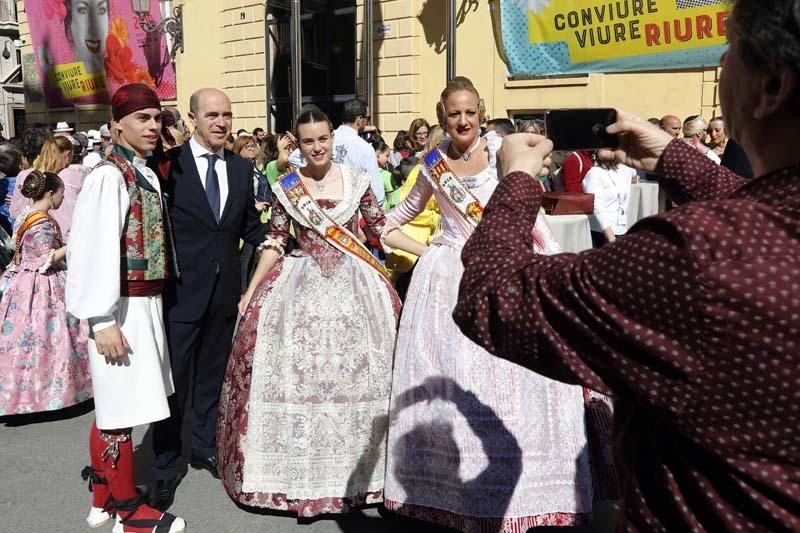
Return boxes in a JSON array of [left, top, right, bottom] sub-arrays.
[[0, 1, 798, 531]]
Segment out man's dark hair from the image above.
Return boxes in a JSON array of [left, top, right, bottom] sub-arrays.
[[20, 125, 50, 164], [253, 127, 264, 135], [236, 128, 248, 136], [0, 143, 22, 177], [730, 0, 800, 111], [487, 118, 515, 136], [341, 98, 369, 124], [647, 117, 661, 126]]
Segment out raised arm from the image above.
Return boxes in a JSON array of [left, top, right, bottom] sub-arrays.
[[453, 169, 704, 409], [608, 111, 746, 204]]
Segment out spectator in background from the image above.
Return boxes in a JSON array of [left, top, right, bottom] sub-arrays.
[[390, 130, 413, 167], [252, 127, 266, 145], [11, 137, 85, 238], [370, 137, 399, 211], [560, 149, 593, 192], [707, 116, 728, 157], [99, 124, 112, 152], [407, 118, 431, 155], [582, 148, 638, 247], [233, 133, 271, 291], [261, 132, 295, 187], [683, 115, 721, 164], [659, 114, 682, 138], [0, 143, 23, 234], [83, 130, 103, 168], [53, 121, 73, 138], [20, 125, 50, 169], [485, 118, 515, 137], [517, 120, 541, 134]]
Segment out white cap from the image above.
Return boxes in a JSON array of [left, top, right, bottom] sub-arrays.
[[99, 123, 110, 136], [54, 121, 73, 133]]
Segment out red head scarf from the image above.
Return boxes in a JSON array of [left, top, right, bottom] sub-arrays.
[[111, 83, 161, 121]]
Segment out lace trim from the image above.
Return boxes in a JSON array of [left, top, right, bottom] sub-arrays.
[[256, 237, 285, 257], [38, 249, 56, 273], [378, 222, 402, 254], [270, 165, 371, 229]]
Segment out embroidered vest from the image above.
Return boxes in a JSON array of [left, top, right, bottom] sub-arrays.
[[102, 146, 174, 296]]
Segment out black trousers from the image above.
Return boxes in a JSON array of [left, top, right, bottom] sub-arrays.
[[152, 278, 237, 480]]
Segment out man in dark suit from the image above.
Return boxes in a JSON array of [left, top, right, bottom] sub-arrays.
[[150, 88, 268, 510]]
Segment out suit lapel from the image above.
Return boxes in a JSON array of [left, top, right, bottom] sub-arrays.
[[178, 143, 218, 227]]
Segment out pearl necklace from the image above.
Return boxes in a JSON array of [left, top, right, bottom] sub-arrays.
[[450, 136, 481, 161]]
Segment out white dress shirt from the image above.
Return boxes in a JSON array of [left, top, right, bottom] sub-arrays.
[[190, 136, 229, 215], [287, 125, 386, 206]]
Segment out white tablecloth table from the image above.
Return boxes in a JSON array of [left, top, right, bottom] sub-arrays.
[[544, 214, 593, 254], [627, 182, 667, 227]]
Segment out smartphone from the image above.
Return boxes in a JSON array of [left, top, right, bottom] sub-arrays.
[[544, 108, 619, 151]]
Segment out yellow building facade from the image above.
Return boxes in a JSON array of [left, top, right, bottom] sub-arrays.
[[16, 0, 722, 136]]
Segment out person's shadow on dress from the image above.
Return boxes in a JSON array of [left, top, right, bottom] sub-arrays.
[[387, 376, 523, 529]]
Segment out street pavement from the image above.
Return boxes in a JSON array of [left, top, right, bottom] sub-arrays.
[[0, 401, 618, 533]]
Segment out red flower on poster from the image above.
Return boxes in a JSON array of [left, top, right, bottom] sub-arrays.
[[104, 34, 134, 83]]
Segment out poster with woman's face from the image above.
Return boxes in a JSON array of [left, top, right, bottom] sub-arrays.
[[24, 0, 177, 106]]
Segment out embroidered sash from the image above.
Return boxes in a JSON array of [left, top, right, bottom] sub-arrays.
[[277, 170, 391, 282], [14, 211, 60, 266], [423, 147, 484, 226]]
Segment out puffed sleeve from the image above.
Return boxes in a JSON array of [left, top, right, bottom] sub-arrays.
[[382, 164, 435, 239], [66, 165, 130, 332], [257, 197, 290, 257]]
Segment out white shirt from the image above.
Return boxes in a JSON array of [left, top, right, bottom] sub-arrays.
[[66, 156, 161, 332], [83, 151, 102, 168], [287, 125, 386, 206], [582, 164, 637, 236], [189, 136, 229, 215]]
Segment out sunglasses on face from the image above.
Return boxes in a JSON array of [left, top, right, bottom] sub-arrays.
[[101, 136, 112, 141], [416, 131, 429, 138], [244, 144, 258, 150]]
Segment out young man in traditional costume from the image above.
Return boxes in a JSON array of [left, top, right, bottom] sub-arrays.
[[66, 83, 186, 533]]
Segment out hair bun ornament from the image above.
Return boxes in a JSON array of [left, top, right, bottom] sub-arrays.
[[21, 170, 46, 199]]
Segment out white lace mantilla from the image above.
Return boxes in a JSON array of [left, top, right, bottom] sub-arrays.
[[241, 252, 397, 499], [270, 165, 371, 229]]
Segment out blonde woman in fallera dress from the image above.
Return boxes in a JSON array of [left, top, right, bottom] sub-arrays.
[[216, 110, 425, 519], [382, 77, 594, 531]]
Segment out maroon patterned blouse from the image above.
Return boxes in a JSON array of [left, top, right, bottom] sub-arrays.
[[453, 139, 800, 532]]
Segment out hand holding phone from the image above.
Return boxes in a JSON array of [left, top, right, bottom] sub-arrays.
[[545, 108, 619, 152]]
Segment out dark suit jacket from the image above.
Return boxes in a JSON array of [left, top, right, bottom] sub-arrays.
[[158, 142, 269, 322]]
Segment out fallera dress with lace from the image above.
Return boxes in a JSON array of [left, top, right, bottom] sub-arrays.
[[382, 138, 594, 532], [216, 165, 401, 518]]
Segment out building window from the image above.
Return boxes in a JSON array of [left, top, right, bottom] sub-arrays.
[[266, 0, 356, 132]]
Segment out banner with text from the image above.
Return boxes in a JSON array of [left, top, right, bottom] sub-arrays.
[[24, 0, 176, 106], [499, 0, 729, 77]]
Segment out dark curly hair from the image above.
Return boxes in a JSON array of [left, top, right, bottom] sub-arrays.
[[20, 125, 51, 166]]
